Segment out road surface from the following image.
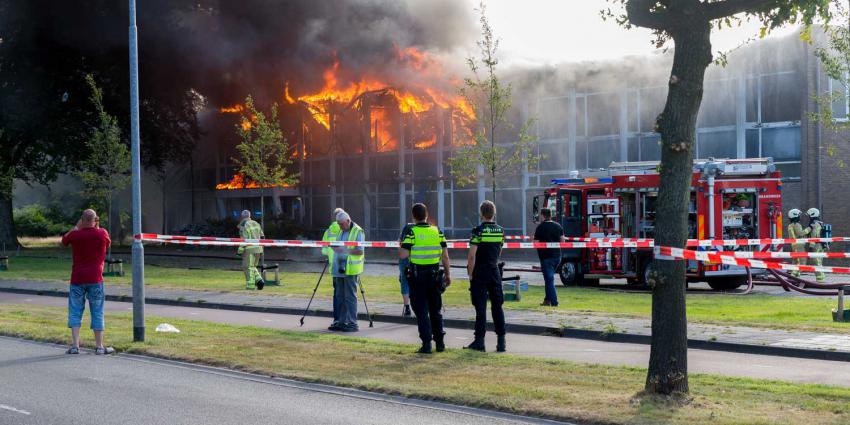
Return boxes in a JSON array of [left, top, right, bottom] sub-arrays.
[[2, 292, 849, 387], [0, 336, 565, 425]]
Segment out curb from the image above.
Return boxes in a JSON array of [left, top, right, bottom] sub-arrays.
[[3, 286, 849, 363]]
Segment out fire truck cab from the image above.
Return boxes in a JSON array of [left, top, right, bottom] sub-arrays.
[[531, 158, 783, 290]]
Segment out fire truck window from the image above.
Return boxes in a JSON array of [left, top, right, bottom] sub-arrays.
[[562, 193, 580, 218]]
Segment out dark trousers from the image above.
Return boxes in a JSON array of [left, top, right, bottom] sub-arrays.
[[540, 256, 560, 306], [408, 269, 444, 344], [470, 277, 505, 338]]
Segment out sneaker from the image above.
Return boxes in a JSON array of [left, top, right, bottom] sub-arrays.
[[403, 305, 412, 317], [255, 279, 265, 290], [66, 346, 79, 355], [95, 347, 114, 355]]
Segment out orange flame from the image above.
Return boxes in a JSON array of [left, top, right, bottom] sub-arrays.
[[215, 174, 291, 190]]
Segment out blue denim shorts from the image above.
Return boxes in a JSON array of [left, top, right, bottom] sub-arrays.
[[68, 283, 105, 330], [398, 259, 410, 295]]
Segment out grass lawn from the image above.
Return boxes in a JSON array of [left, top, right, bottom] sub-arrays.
[[1, 303, 849, 425], [2, 256, 848, 334]]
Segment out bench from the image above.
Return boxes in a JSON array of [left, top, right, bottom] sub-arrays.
[[104, 258, 124, 277], [0, 256, 8, 271], [501, 275, 529, 302], [259, 263, 280, 286]]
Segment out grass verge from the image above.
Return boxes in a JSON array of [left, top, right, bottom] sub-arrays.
[[2, 256, 848, 334], [1, 303, 850, 425]]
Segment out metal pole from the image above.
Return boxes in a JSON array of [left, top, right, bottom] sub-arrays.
[[129, 0, 145, 342]]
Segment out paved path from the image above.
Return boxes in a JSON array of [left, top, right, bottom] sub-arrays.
[[4, 279, 850, 356], [0, 337, 560, 425], [3, 292, 850, 388]]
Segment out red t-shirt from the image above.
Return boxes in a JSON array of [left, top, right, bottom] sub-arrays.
[[61, 227, 111, 285]]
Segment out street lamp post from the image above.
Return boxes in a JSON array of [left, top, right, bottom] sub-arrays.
[[129, 0, 145, 342]]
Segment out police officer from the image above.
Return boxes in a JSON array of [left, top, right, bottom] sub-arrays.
[[786, 209, 806, 277], [465, 201, 506, 352], [399, 203, 451, 354], [806, 208, 826, 282], [323, 208, 344, 330], [237, 210, 265, 290]]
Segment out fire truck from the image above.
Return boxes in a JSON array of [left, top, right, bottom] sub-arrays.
[[531, 158, 783, 290]]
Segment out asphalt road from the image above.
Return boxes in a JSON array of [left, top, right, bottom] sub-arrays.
[[0, 337, 563, 425], [2, 292, 849, 388]]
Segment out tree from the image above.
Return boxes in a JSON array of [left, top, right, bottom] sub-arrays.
[[605, 0, 831, 396], [74, 74, 131, 256], [810, 1, 850, 173], [232, 95, 299, 230], [446, 1, 538, 203]]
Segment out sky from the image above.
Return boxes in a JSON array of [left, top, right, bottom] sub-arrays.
[[469, 0, 799, 66]]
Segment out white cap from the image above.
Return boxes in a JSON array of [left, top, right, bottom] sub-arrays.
[[336, 211, 351, 222]]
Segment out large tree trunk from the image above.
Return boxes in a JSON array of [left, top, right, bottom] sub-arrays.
[[645, 22, 712, 395], [0, 173, 18, 249]]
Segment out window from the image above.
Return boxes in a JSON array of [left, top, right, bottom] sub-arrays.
[[697, 130, 736, 159], [640, 134, 661, 161], [830, 76, 849, 120], [698, 79, 736, 127], [538, 97, 570, 139], [760, 73, 801, 123], [761, 127, 801, 162], [587, 138, 619, 168]]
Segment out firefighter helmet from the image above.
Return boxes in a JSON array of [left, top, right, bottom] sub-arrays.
[[787, 209, 802, 219], [806, 208, 821, 219]]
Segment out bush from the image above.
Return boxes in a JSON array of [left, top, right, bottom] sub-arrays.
[[172, 214, 304, 239], [14, 205, 69, 237]]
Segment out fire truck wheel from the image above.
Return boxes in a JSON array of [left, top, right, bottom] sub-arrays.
[[707, 278, 745, 291], [559, 262, 579, 286], [640, 262, 655, 286]]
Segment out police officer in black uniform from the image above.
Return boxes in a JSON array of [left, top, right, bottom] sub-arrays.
[[399, 203, 452, 354], [465, 200, 506, 352]]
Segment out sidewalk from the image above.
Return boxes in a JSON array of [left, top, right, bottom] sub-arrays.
[[3, 278, 850, 360]]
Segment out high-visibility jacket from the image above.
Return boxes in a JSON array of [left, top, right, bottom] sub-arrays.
[[322, 221, 341, 266], [340, 223, 365, 275], [401, 223, 446, 266], [787, 221, 807, 252], [238, 218, 264, 254]]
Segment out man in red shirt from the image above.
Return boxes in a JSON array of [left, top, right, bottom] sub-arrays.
[[61, 209, 114, 355]]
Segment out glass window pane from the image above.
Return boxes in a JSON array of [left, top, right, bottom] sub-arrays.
[[831, 78, 847, 120], [588, 139, 619, 169], [628, 91, 639, 132], [640, 87, 667, 133], [746, 77, 758, 122], [577, 96, 587, 137], [575, 140, 589, 169], [698, 79, 736, 127], [539, 142, 567, 171], [628, 137, 639, 162], [761, 127, 801, 161], [640, 134, 661, 161], [538, 98, 570, 139], [776, 162, 801, 179], [745, 129, 760, 158], [697, 130, 736, 159], [761, 73, 801, 123], [587, 93, 620, 137]]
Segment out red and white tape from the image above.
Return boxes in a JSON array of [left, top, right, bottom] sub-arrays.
[[655, 246, 850, 274]]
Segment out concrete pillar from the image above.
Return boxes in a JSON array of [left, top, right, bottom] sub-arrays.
[[567, 88, 578, 171], [398, 112, 407, 228], [619, 89, 629, 162], [436, 108, 446, 228]]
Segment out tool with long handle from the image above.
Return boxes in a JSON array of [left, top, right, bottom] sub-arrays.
[[358, 278, 374, 328], [299, 262, 328, 326]]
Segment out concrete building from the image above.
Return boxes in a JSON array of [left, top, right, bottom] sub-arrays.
[[24, 31, 845, 240]]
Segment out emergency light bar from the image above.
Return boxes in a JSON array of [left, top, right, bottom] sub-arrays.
[[550, 177, 614, 185]]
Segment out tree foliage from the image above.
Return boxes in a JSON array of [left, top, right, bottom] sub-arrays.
[[233, 96, 299, 189], [446, 1, 538, 201], [604, 0, 831, 397], [74, 75, 131, 213]]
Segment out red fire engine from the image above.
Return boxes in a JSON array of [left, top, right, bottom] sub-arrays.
[[531, 158, 783, 290]]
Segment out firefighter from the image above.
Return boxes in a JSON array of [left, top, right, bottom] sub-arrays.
[[465, 201, 506, 352], [237, 210, 265, 290], [786, 208, 806, 278], [399, 203, 451, 354], [807, 208, 826, 283], [323, 208, 344, 330]]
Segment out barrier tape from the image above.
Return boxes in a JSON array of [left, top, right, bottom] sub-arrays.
[[655, 246, 850, 274]]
